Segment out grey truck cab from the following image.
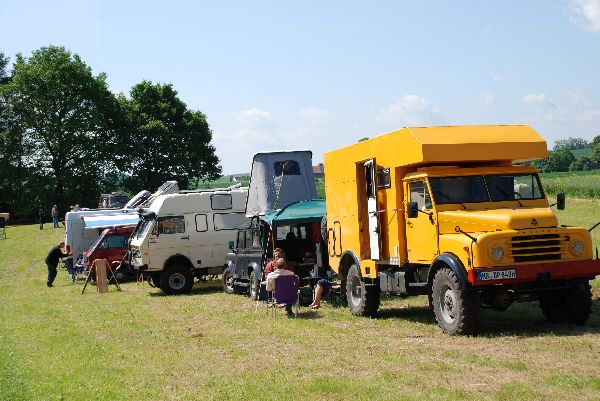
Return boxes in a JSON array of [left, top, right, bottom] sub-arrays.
[[222, 150, 328, 298]]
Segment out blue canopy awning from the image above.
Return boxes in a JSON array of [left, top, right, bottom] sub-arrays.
[[82, 214, 140, 229]]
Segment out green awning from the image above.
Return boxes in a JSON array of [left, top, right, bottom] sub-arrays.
[[260, 200, 325, 227]]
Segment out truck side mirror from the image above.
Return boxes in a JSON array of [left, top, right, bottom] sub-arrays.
[[407, 202, 419, 218], [228, 240, 235, 251], [556, 193, 565, 210]]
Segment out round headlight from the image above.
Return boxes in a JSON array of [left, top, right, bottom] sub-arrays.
[[490, 245, 505, 262], [570, 240, 584, 256]]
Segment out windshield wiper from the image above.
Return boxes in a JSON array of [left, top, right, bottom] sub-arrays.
[[493, 186, 523, 207], [434, 189, 467, 210]]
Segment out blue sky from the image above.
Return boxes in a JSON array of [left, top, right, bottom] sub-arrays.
[[2, 0, 600, 174]]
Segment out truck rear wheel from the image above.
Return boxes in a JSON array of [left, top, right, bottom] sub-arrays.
[[539, 280, 592, 325], [222, 269, 235, 294], [432, 267, 480, 335], [160, 265, 193, 295], [346, 264, 380, 317]]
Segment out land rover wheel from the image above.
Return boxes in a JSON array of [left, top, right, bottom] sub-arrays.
[[160, 265, 193, 295], [222, 269, 235, 294], [432, 267, 480, 335], [540, 280, 592, 325], [346, 264, 380, 317], [248, 270, 260, 300]]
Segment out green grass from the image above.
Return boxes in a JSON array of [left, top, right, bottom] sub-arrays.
[[1, 201, 600, 401], [540, 170, 600, 198]]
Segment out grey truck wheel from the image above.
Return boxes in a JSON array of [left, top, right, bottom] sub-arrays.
[[346, 264, 380, 317], [248, 269, 260, 300], [160, 265, 193, 295], [222, 268, 235, 294], [432, 267, 480, 335]]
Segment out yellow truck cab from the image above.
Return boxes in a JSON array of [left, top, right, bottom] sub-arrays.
[[324, 125, 600, 334]]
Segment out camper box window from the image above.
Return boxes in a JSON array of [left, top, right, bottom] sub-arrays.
[[211, 194, 233, 210], [214, 213, 247, 231], [195, 214, 208, 232], [158, 216, 185, 234], [274, 160, 301, 176]]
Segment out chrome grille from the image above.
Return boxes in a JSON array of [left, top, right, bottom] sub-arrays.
[[508, 234, 566, 263]]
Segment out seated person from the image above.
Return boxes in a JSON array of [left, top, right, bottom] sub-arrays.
[[266, 257, 295, 316], [263, 248, 283, 279], [309, 273, 340, 309]]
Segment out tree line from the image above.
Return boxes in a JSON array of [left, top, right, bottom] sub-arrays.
[[0, 46, 221, 221], [532, 136, 600, 173]]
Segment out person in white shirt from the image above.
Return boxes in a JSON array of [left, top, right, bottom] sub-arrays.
[[266, 258, 293, 291], [265, 257, 295, 316]]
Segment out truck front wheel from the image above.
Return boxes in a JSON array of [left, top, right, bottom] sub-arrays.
[[346, 264, 380, 317], [160, 265, 193, 295], [539, 280, 592, 325], [248, 269, 260, 300], [432, 267, 480, 335], [222, 268, 235, 294]]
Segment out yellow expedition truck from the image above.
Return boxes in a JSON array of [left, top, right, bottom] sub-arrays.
[[323, 125, 600, 335]]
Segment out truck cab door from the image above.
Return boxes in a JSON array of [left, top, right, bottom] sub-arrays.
[[364, 159, 380, 260], [405, 179, 438, 263]]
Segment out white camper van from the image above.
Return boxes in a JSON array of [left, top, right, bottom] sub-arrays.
[[129, 185, 249, 294], [64, 181, 179, 269]]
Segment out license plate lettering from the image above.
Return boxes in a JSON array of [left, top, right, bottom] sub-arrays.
[[477, 269, 516, 281]]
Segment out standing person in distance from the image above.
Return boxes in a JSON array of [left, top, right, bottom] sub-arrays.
[[51, 205, 59, 228], [38, 208, 45, 230]]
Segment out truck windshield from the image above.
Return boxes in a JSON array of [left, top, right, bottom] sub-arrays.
[[429, 176, 489, 205], [485, 174, 544, 201], [133, 219, 154, 239], [429, 173, 545, 205]]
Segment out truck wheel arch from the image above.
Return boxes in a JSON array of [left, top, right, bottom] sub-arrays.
[[164, 254, 194, 270], [427, 253, 468, 291], [339, 251, 360, 280]]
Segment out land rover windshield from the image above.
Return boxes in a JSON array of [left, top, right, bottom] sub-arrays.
[[133, 218, 154, 239], [429, 173, 544, 205]]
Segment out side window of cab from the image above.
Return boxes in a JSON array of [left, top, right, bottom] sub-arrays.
[[409, 180, 432, 210]]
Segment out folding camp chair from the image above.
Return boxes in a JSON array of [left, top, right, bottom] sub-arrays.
[[0, 217, 6, 239], [269, 275, 300, 318]]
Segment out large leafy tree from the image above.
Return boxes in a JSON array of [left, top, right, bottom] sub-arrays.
[[1, 46, 121, 212], [119, 81, 221, 191]]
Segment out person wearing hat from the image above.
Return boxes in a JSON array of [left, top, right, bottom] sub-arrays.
[[45, 241, 67, 287]]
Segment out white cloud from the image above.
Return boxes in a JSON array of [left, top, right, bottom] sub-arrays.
[[521, 93, 564, 122], [231, 107, 273, 127], [375, 95, 444, 127], [569, 0, 600, 32], [482, 93, 495, 110], [213, 107, 275, 145], [298, 107, 330, 125]]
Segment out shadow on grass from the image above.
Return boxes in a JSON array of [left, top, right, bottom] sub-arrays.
[[147, 282, 226, 297], [376, 298, 600, 338]]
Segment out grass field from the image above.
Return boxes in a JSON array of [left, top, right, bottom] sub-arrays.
[[1, 200, 600, 400], [541, 171, 600, 198]]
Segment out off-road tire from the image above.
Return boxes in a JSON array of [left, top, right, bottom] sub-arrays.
[[539, 280, 592, 325], [160, 264, 193, 295], [222, 268, 235, 294], [432, 267, 480, 335], [248, 269, 260, 300], [346, 264, 380, 317]]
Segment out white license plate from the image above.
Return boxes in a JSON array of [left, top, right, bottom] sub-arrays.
[[477, 269, 516, 281]]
